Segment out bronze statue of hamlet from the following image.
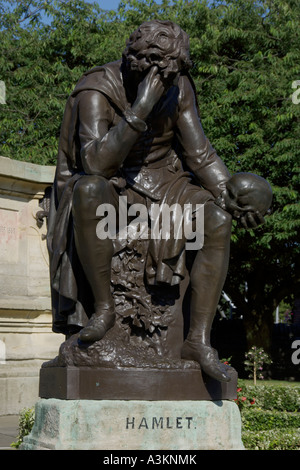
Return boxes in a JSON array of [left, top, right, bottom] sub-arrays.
[[46, 20, 272, 387]]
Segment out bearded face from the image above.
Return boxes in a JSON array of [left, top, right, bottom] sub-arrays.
[[123, 20, 192, 81]]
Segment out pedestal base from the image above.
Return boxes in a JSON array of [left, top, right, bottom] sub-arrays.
[[21, 398, 244, 450]]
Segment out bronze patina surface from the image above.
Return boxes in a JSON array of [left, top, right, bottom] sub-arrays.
[[43, 20, 272, 398]]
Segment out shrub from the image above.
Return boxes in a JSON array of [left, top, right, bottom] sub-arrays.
[[244, 346, 272, 384], [241, 409, 300, 431], [237, 382, 300, 411], [236, 381, 300, 450], [11, 407, 35, 449], [242, 429, 300, 450]]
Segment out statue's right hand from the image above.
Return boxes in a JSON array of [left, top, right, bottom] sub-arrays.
[[134, 66, 165, 119]]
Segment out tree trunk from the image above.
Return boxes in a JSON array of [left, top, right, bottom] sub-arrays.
[[242, 304, 274, 352]]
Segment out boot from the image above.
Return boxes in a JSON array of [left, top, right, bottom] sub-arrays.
[[79, 307, 116, 343], [181, 340, 231, 382]]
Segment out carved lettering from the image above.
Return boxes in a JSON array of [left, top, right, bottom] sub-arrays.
[[0, 209, 19, 262], [125, 416, 194, 430], [126, 417, 135, 429], [138, 417, 148, 429]]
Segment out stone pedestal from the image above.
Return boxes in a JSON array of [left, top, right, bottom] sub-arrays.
[[21, 398, 244, 450], [22, 365, 243, 450], [0, 156, 63, 415]]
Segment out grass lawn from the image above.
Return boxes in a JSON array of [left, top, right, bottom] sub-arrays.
[[239, 379, 300, 387]]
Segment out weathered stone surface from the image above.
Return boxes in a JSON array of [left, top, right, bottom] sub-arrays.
[[0, 156, 55, 311], [21, 398, 244, 450], [0, 156, 62, 415]]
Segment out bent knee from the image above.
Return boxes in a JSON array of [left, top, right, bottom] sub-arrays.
[[73, 175, 111, 207], [204, 201, 232, 235]]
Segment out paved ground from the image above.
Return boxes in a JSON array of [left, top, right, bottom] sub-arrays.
[[0, 415, 19, 450]]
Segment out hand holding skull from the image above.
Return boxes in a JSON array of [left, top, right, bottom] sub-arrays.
[[216, 173, 273, 229]]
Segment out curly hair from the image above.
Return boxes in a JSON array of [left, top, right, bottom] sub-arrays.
[[122, 20, 192, 77]]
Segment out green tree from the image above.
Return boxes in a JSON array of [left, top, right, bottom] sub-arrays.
[[0, 0, 123, 164], [0, 0, 299, 351], [187, 0, 300, 350]]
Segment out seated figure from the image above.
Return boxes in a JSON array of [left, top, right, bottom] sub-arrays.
[[47, 20, 272, 383]]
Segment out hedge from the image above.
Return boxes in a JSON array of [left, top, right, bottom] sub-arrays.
[[236, 382, 300, 450], [241, 409, 300, 431], [236, 383, 300, 412], [242, 428, 300, 451]]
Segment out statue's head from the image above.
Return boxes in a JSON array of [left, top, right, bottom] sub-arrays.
[[122, 20, 192, 80], [224, 173, 273, 219]]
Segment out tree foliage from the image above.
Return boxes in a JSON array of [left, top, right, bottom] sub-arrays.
[[0, 0, 299, 349]]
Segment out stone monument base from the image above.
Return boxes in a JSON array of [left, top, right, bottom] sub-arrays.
[[21, 398, 244, 450]]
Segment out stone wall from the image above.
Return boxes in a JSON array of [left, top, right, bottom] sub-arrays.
[[0, 156, 63, 415]]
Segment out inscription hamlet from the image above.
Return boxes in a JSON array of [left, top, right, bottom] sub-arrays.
[[126, 416, 195, 430]]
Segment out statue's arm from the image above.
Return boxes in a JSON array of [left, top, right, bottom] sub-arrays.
[[77, 90, 143, 178], [175, 76, 231, 198], [78, 67, 166, 178]]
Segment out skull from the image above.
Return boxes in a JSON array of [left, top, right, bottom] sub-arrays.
[[223, 173, 273, 220]]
